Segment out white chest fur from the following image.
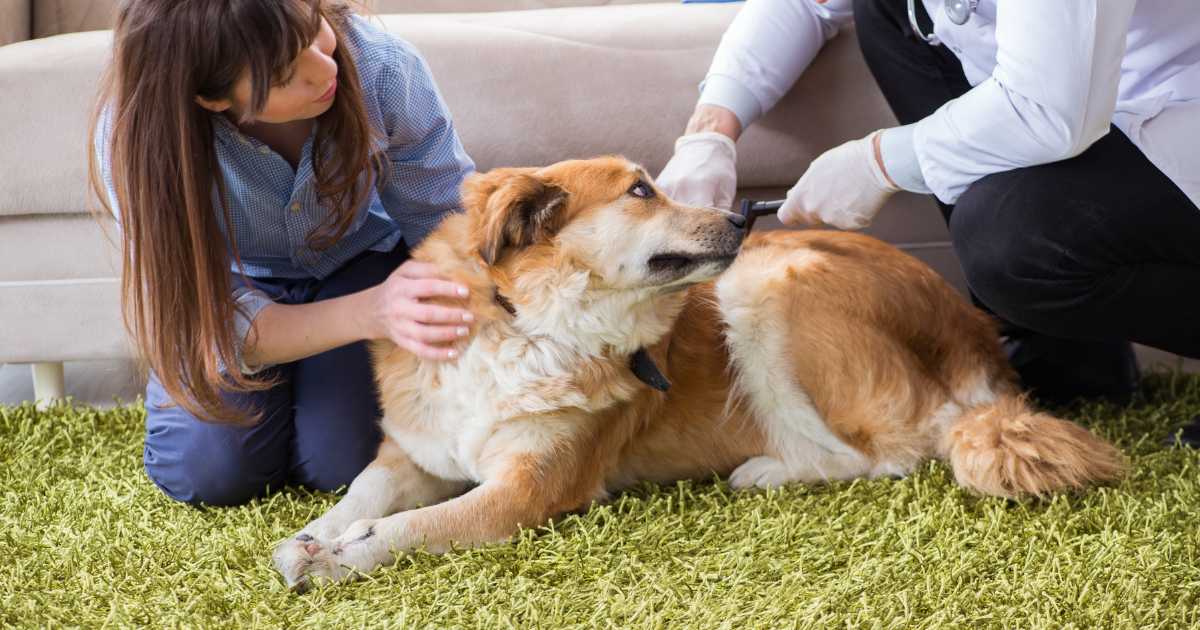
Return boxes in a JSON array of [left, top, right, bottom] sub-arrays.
[[379, 273, 684, 485], [381, 326, 610, 483]]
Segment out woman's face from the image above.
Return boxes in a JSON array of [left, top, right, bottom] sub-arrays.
[[197, 16, 339, 123]]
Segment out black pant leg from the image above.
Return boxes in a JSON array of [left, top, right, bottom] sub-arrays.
[[853, 0, 971, 120], [951, 128, 1200, 359], [852, 0, 1143, 402]]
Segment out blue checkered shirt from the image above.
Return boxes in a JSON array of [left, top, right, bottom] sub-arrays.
[[97, 16, 475, 371]]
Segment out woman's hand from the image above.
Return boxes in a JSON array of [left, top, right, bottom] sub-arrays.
[[366, 260, 475, 360]]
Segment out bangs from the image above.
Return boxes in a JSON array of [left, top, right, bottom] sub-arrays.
[[225, 0, 323, 115]]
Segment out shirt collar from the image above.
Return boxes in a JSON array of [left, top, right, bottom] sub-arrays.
[[211, 113, 255, 150]]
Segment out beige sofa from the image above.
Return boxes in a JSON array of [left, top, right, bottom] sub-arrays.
[[0, 0, 955, 404]]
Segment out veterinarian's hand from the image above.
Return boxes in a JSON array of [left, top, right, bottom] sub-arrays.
[[656, 131, 738, 210], [368, 260, 474, 361], [778, 130, 900, 230]]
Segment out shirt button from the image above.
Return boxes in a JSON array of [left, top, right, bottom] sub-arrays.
[[258, 145, 271, 155], [290, 202, 302, 213]]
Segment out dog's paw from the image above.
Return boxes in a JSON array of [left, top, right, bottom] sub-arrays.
[[729, 456, 794, 490], [328, 518, 390, 571], [272, 533, 350, 593]]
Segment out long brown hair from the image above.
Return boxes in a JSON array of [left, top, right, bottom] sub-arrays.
[[88, 0, 382, 424]]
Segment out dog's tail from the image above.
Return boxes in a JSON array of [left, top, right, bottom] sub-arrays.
[[941, 395, 1124, 498]]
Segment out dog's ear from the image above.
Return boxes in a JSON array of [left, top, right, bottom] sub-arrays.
[[463, 169, 569, 266]]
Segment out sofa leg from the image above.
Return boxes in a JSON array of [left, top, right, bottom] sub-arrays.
[[32, 362, 66, 408]]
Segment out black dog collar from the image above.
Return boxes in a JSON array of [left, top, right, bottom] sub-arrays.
[[493, 289, 671, 392], [629, 347, 671, 392]]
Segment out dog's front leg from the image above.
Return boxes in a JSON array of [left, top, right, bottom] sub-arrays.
[[274, 437, 468, 591], [291, 454, 572, 588]]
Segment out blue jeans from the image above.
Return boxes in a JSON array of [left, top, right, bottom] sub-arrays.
[[142, 243, 408, 506]]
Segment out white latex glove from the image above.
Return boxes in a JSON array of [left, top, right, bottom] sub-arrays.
[[655, 131, 738, 210], [778, 130, 900, 230]]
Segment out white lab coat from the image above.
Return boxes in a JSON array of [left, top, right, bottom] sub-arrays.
[[699, 0, 1200, 208]]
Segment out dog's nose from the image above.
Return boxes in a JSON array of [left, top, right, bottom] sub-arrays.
[[725, 211, 747, 229]]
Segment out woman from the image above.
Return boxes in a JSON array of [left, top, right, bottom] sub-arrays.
[[90, 0, 476, 505]]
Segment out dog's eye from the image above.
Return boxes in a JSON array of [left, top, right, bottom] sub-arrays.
[[628, 180, 654, 199]]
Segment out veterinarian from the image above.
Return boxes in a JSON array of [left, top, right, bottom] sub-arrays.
[[660, 0, 1200, 415], [91, 0, 476, 506]]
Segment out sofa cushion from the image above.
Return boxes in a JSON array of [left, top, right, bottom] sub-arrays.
[[0, 28, 108, 218], [0, 276, 129, 363], [0, 214, 120, 283], [0, 213, 126, 363], [29, 0, 668, 39]]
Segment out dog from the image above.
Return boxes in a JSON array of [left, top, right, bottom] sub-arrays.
[[273, 156, 1124, 591]]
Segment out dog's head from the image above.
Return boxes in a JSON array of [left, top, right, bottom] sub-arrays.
[[463, 156, 746, 294]]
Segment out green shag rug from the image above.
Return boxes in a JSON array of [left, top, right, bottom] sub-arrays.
[[3, 374, 1200, 629]]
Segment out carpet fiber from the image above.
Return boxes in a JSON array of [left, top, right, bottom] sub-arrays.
[[4, 374, 1200, 628]]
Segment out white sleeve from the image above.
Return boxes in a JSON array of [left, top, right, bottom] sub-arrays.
[[94, 105, 121, 221], [698, 0, 854, 129], [912, 0, 1135, 204]]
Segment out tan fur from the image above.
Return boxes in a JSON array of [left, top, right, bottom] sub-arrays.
[[942, 396, 1125, 498], [273, 157, 1125, 591]]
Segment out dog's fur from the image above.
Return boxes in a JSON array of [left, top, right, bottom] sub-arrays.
[[273, 157, 1124, 590]]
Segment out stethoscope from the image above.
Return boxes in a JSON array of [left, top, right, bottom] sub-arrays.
[[908, 0, 978, 46]]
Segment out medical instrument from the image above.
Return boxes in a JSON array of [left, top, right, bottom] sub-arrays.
[[738, 198, 784, 232], [908, 0, 978, 46]]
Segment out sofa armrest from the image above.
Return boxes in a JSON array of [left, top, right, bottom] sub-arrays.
[[0, 0, 31, 46]]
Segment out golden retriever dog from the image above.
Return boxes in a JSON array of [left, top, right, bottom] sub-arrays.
[[273, 156, 1124, 591]]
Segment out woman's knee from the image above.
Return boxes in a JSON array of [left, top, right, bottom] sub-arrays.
[[292, 452, 373, 495], [142, 373, 293, 506], [143, 438, 280, 506], [288, 343, 382, 493]]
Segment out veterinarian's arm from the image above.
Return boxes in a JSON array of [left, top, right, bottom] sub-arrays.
[[780, 0, 1135, 229], [910, 0, 1134, 204], [699, 0, 853, 131], [658, 0, 853, 209]]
